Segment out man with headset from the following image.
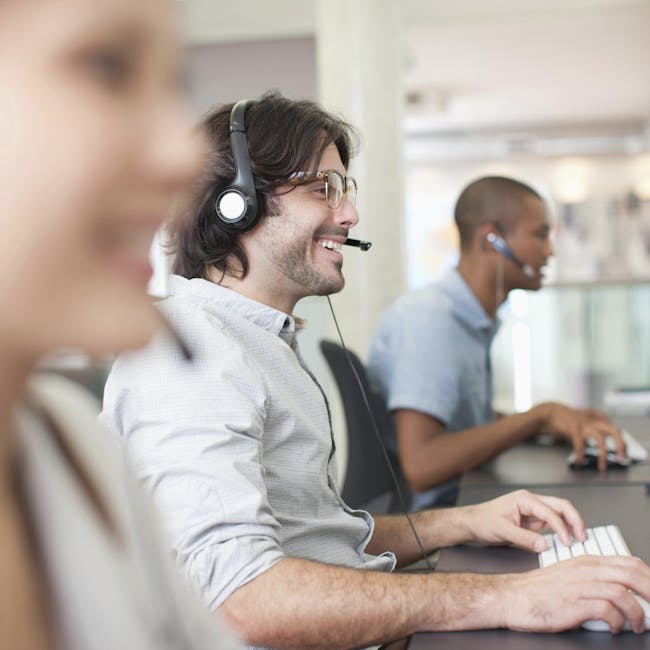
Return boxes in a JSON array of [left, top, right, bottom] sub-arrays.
[[369, 176, 626, 510], [102, 95, 650, 649]]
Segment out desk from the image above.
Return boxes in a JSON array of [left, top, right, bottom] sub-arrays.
[[461, 438, 650, 488], [461, 415, 650, 489], [410, 484, 650, 649]]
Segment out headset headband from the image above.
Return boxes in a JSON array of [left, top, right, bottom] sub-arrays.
[[214, 99, 259, 231]]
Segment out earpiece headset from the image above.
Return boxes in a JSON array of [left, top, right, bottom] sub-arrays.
[[486, 231, 536, 279], [214, 99, 259, 231]]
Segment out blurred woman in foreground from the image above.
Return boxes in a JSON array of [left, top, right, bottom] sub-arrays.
[[0, 0, 239, 648]]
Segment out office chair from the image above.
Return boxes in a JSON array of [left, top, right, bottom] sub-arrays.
[[319, 340, 410, 514]]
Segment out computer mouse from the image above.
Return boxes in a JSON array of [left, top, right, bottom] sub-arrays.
[[582, 593, 650, 632], [567, 449, 631, 470]]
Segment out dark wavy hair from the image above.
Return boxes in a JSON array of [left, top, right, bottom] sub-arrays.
[[169, 91, 358, 280]]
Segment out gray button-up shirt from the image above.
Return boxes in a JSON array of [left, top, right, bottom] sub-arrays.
[[101, 276, 396, 622], [369, 268, 500, 508]]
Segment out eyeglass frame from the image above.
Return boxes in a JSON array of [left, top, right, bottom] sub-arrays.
[[282, 169, 358, 209]]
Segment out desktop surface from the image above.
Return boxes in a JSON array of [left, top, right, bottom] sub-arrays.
[[409, 628, 650, 650], [454, 484, 650, 562], [410, 484, 650, 648], [462, 415, 650, 489], [461, 436, 650, 489], [456, 483, 650, 548]]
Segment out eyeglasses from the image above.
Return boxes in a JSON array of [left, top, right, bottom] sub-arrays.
[[286, 170, 357, 209]]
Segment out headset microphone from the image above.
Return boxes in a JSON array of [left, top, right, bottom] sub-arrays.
[[486, 232, 536, 279], [343, 238, 372, 251]]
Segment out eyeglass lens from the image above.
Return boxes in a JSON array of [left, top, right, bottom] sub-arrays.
[[325, 171, 357, 209]]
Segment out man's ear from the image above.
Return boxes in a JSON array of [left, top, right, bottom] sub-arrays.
[[478, 223, 498, 252]]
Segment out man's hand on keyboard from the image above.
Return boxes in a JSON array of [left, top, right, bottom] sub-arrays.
[[534, 402, 626, 471], [501, 554, 650, 634], [462, 489, 586, 552]]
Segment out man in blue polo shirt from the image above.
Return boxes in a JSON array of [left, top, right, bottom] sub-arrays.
[[369, 176, 624, 509]]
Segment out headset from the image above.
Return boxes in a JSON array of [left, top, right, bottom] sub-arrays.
[[213, 99, 374, 253], [214, 99, 259, 231], [213, 99, 374, 251], [486, 231, 536, 279]]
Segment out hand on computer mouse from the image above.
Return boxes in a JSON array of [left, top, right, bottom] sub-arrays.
[[567, 449, 630, 470]]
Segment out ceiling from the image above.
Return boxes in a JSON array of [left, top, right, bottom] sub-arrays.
[[180, 0, 650, 147], [403, 1, 650, 135]]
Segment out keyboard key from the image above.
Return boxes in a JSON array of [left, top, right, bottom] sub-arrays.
[[539, 546, 557, 568], [606, 524, 631, 556], [584, 529, 600, 555], [594, 526, 617, 556], [570, 540, 586, 556], [555, 538, 572, 561]]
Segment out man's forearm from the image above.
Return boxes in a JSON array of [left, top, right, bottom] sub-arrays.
[[218, 557, 508, 650], [368, 507, 479, 567], [398, 408, 546, 491]]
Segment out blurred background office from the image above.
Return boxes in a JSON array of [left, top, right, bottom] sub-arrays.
[[65, 0, 650, 480]]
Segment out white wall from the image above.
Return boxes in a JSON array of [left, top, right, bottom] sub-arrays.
[[186, 38, 316, 116]]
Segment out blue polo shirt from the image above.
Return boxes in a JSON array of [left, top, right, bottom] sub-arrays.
[[368, 268, 500, 508]]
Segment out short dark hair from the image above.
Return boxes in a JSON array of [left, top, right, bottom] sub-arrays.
[[454, 176, 543, 250], [169, 91, 357, 280]]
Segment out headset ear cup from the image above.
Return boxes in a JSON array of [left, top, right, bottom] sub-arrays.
[[215, 186, 258, 231], [216, 189, 248, 225], [214, 100, 258, 231]]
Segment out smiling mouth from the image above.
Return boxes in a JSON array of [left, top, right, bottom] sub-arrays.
[[318, 239, 343, 253]]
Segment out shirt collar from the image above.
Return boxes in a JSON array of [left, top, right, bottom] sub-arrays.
[[167, 275, 298, 339], [438, 267, 498, 335]]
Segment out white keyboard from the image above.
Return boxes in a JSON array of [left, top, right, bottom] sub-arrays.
[[539, 525, 650, 632], [611, 429, 649, 462], [568, 429, 648, 468]]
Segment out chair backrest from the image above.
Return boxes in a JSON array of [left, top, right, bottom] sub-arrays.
[[319, 340, 409, 514]]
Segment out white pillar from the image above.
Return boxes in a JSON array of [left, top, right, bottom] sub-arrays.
[[294, 1, 407, 485], [313, 0, 407, 360]]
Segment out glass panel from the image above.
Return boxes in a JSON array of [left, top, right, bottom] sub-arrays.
[[492, 283, 650, 413]]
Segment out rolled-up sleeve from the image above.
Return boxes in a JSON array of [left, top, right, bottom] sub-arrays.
[[371, 299, 461, 427], [101, 303, 285, 610]]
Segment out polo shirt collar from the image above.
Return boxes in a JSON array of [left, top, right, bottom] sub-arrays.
[[167, 275, 297, 338], [438, 267, 497, 334]]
